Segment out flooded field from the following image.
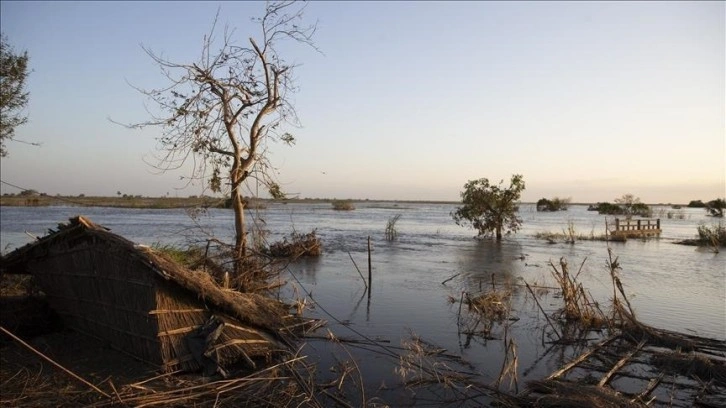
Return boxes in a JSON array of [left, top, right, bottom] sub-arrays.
[[1, 203, 724, 405]]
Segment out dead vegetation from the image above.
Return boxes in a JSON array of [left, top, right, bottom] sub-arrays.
[[2, 216, 725, 407], [548, 257, 608, 330], [266, 230, 322, 258], [331, 200, 355, 211]]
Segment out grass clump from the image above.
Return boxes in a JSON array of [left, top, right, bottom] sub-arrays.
[[697, 222, 725, 248], [676, 222, 725, 251], [385, 214, 402, 241], [548, 257, 608, 329], [331, 200, 355, 211], [151, 243, 205, 268], [267, 230, 322, 258], [466, 289, 511, 323]]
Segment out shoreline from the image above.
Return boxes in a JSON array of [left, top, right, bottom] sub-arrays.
[[0, 195, 689, 209]]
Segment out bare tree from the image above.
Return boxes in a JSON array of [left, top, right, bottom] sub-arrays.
[[120, 2, 316, 287]]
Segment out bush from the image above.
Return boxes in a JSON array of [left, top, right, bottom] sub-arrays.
[[590, 201, 651, 217], [267, 230, 322, 258], [536, 197, 570, 212], [331, 200, 355, 211], [705, 198, 725, 218], [696, 223, 725, 247]]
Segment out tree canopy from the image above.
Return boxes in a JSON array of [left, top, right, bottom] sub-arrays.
[[451, 174, 525, 240], [536, 197, 570, 212], [0, 34, 30, 157]]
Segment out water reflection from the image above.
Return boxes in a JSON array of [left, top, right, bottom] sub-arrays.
[[455, 239, 523, 291]]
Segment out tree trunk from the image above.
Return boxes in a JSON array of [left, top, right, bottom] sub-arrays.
[[231, 181, 246, 278], [496, 224, 502, 240]]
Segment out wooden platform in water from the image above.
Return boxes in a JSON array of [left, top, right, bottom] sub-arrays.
[[610, 218, 662, 239]]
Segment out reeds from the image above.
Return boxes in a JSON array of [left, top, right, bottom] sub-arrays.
[[548, 258, 608, 329], [384, 214, 402, 241], [697, 222, 725, 250]]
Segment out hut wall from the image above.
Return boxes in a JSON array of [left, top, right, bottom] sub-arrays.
[[26, 234, 163, 367], [154, 280, 212, 372]]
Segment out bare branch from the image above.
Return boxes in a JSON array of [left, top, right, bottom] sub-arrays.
[[116, 1, 317, 268]]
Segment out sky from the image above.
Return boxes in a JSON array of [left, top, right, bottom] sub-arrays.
[[0, 1, 723, 204]]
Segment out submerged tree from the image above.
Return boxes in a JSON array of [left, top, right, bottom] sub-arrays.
[[121, 2, 317, 286], [0, 34, 31, 157], [614, 194, 651, 219], [452, 174, 525, 240], [536, 196, 571, 212], [705, 198, 725, 217]]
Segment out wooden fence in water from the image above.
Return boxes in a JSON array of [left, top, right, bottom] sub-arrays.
[[610, 218, 661, 238]]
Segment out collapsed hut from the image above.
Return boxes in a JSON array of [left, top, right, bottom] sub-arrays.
[[0, 216, 295, 375]]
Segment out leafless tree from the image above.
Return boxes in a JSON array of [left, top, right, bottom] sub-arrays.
[[120, 1, 317, 287]]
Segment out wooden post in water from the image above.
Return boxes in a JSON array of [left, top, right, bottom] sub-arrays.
[[367, 236, 372, 297]]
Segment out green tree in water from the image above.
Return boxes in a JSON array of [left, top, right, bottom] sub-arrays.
[[452, 174, 525, 240]]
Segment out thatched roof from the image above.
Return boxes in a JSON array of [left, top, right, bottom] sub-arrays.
[[0, 216, 288, 332]]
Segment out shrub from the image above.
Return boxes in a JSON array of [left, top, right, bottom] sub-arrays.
[[705, 198, 725, 218], [536, 197, 570, 212], [267, 230, 322, 258], [331, 200, 355, 211], [696, 223, 725, 248]]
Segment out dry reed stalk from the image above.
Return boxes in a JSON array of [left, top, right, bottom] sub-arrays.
[[548, 257, 608, 330], [523, 282, 562, 342], [494, 338, 519, 393], [89, 354, 318, 408], [347, 252, 368, 290], [523, 379, 648, 407]]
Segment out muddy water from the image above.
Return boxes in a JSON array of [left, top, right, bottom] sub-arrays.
[[1, 203, 724, 403]]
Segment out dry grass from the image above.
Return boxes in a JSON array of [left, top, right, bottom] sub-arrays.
[[266, 230, 322, 258], [548, 258, 608, 329], [0, 274, 41, 297], [521, 379, 647, 407], [466, 290, 512, 323]]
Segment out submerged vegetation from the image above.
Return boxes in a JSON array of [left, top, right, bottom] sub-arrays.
[[588, 194, 652, 218], [331, 200, 355, 211], [384, 214, 402, 241], [452, 174, 526, 240], [266, 230, 322, 258], [536, 197, 570, 212], [697, 222, 726, 247]]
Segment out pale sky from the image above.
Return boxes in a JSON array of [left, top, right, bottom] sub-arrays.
[[0, 1, 724, 204]]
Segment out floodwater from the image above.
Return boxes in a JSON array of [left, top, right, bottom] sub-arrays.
[[1, 203, 724, 403]]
